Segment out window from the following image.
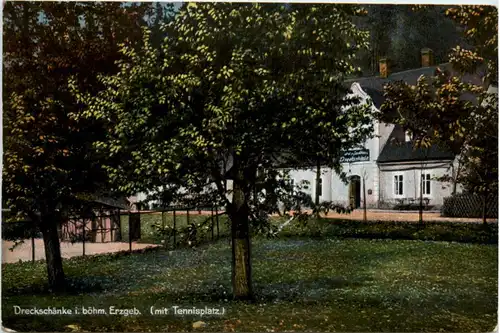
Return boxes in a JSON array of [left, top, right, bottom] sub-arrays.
[[421, 173, 431, 196], [317, 178, 323, 196], [394, 174, 403, 196]]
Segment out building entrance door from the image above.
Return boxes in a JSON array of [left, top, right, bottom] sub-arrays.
[[349, 176, 361, 209]]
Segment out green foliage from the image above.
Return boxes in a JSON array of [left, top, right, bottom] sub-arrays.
[[2, 2, 156, 218], [120, 212, 231, 247], [73, 3, 373, 209], [445, 6, 498, 84], [280, 218, 498, 244], [2, 222, 41, 242], [150, 222, 175, 242], [379, 5, 498, 203], [150, 215, 223, 248], [2, 1, 171, 289], [393, 204, 434, 211], [72, 5, 374, 298]]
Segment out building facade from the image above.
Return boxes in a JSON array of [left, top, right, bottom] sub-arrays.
[[285, 49, 471, 210], [132, 48, 488, 211]]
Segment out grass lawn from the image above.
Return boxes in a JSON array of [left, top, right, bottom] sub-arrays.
[[2, 237, 497, 332]]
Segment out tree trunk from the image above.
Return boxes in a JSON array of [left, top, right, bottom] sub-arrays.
[[452, 162, 457, 195], [363, 176, 367, 222], [482, 190, 488, 224], [419, 168, 424, 224], [229, 176, 253, 301], [315, 159, 321, 218], [452, 157, 464, 196], [40, 213, 66, 291]]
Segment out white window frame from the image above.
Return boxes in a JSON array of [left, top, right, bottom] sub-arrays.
[[420, 172, 432, 197], [393, 173, 404, 197]]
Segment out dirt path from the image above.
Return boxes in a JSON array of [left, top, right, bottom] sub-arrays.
[[139, 209, 497, 223], [320, 210, 497, 223], [2, 239, 159, 264]]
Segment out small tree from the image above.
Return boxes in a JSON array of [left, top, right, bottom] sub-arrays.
[[379, 6, 498, 223], [361, 169, 368, 222]]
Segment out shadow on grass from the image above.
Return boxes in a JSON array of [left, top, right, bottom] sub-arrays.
[[2, 275, 116, 297], [141, 274, 372, 305]]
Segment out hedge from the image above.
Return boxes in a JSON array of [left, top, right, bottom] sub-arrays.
[[394, 203, 435, 211], [442, 194, 498, 218], [279, 218, 497, 244]]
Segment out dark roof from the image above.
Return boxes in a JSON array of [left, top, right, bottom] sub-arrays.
[[93, 197, 130, 210], [346, 64, 484, 164], [377, 127, 455, 163], [361, 87, 385, 109], [346, 62, 483, 108], [349, 65, 446, 90], [346, 64, 452, 108]]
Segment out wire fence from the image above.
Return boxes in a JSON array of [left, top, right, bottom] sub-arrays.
[[121, 205, 229, 250], [2, 205, 228, 263]]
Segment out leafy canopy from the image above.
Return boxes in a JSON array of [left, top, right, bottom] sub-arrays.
[[72, 3, 374, 222], [379, 5, 498, 195], [2, 2, 157, 219]]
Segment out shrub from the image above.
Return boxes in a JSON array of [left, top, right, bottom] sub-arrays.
[[394, 203, 435, 211], [279, 217, 497, 244]]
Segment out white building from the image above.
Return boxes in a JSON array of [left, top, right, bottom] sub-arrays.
[[284, 49, 484, 210], [132, 49, 488, 211]]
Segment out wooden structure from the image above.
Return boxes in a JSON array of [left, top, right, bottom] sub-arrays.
[[59, 197, 129, 243]]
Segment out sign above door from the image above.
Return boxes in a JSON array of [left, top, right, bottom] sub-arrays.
[[340, 149, 370, 163]]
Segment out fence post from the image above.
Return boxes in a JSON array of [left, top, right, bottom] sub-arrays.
[[216, 207, 220, 240], [186, 209, 190, 225], [110, 211, 114, 242], [118, 212, 123, 242], [211, 207, 214, 241], [129, 213, 132, 252], [31, 225, 36, 263], [162, 211, 167, 249], [82, 218, 86, 257], [173, 209, 177, 249]]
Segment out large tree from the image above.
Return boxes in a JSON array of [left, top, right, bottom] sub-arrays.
[[378, 5, 498, 222], [73, 3, 374, 300], [2, 2, 159, 290]]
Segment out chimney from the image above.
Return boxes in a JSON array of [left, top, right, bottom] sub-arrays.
[[421, 48, 434, 67], [379, 57, 389, 78]]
